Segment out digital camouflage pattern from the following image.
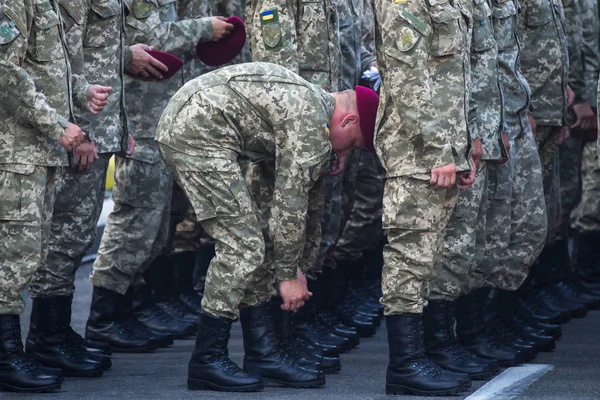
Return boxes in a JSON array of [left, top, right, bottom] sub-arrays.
[[374, 0, 469, 314], [572, 142, 600, 232], [373, 0, 470, 179], [430, 0, 502, 301], [580, 0, 599, 107], [561, 0, 586, 105], [0, 0, 83, 314], [518, 0, 568, 127], [212, 0, 251, 63], [246, 0, 340, 91], [30, 156, 111, 297], [536, 126, 561, 244], [0, 0, 85, 167], [361, 0, 375, 56], [556, 136, 582, 240], [178, 0, 217, 82], [156, 63, 334, 318], [91, 1, 214, 293]]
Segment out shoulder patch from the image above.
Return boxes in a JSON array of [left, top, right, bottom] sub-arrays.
[[132, 0, 154, 19], [260, 9, 283, 49], [399, 9, 430, 36], [397, 25, 420, 52], [260, 9, 279, 25], [0, 13, 22, 45]]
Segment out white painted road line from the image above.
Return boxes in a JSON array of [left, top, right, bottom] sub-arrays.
[[465, 364, 553, 400]]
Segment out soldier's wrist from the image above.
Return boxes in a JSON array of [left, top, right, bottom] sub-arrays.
[[276, 268, 297, 282]]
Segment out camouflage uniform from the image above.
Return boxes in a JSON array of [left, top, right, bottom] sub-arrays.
[[571, 0, 600, 233], [89, 0, 214, 295], [468, 0, 547, 292], [430, 0, 504, 301], [328, 0, 384, 268], [246, 0, 340, 277], [0, 0, 86, 314], [30, 0, 132, 298], [518, 0, 569, 244], [156, 63, 334, 320], [374, 0, 471, 315]]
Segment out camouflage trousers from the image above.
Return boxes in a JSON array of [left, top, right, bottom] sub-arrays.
[[536, 126, 561, 245], [381, 176, 457, 315], [90, 140, 173, 295], [572, 141, 600, 232], [0, 165, 56, 315], [555, 136, 583, 240], [168, 182, 209, 255], [29, 155, 110, 298], [477, 128, 547, 291], [159, 145, 276, 320], [429, 163, 488, 301], [333, 148, 384, 263]]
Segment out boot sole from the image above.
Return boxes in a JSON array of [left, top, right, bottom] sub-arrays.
[[187, 378, 263, 392], [111, 343, 160, 353], [262, 377, 326, 388], [470, 369, 499, 380], [0, 382, 61, 393], [386, 382, 471, 396], [321, 366, 342, 374], [85, 340, 113, 355], [63, 369, 104, 378]]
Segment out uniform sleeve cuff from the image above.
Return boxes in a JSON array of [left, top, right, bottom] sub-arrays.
[[275, 268, 297, 282]]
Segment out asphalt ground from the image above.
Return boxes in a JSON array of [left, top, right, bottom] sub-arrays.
[[3, 260, 598, 400]]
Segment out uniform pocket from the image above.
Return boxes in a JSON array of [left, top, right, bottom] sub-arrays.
[[492, 1, 517, 50], [84, 0, 120, 48], [429, 4, 462, 57], [31, 7, 61, 62], [472, 0, 495, 52], [0, 164, 39, 222], [525, 3, 553, 27]]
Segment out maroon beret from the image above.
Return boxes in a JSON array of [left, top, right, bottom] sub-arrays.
[[145, 50, 184, 80], [355, 86, 379, 153], [196, 16, 246, 67]]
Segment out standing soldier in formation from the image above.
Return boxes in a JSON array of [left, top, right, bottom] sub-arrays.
[[373, 0, 476, 395]]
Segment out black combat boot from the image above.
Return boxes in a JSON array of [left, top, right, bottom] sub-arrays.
[[293, 299, 353, 353], [131, 284, 196, 339], [240, 303, 326, 388], [188, 313, 263, 392], [174, 250, 206, 316], [86, 286, 167, 352], [424, 300, 499, 380], [26, 296, 105, 377], [0, 315, 63, 393], [456, 292, 528, 367], [386, 313, 471, 396]]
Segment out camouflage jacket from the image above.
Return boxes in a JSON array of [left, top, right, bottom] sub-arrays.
[[518, 0, 569, 126], [491, 0, 531, 139], [561, 0, 586, 104], [178, 0, 216, 83], [468, 0, 503, 159], [123, 0, 214, 141], [0, 0, 89, 166], [156, 62, 333, 281], [361, 0, 375, 55], [246, 0, 340, 91], [373, 0, 471, 178], [335, 0, 376, 90], [580, 0, 599, 107], [61, 0, 130, 154]]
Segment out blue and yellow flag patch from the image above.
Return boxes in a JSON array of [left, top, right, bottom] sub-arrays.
[[260, 9, 279, 25]]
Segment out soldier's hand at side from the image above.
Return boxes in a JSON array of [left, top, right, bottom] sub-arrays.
[[210, 16, 234, 41], [458, 158, 476, 190], [117, 134, 136, 157], [59, 123, 85, 152], [571, 102, 595, 130], [87, 85, 112, 115], [127, 44, 169, 80], [72, 141, 98, 172], [328, 149, 349, 176], [472, 138, 483, 171], [279, 279, 312, 313], [555, 126, 570, 145], [528, 114, 537, 137], [430, 162, 456, 189], [497, 132, 510, 165], [566, 86, 575, 109]]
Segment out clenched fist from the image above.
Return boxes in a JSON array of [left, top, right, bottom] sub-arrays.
[[59, 123, 85, 152]]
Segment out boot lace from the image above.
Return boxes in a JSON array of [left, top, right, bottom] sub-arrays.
[[5, 319, 43, 374]]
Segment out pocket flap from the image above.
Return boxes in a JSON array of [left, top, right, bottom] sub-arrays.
[[127, 141, 162, 164], [492, 2, 517, 19], [33, 9, 60, 30], [60, 1, 85, 24], [526, 7, 552, 27], [429, 5, 461, 24], [91, 0, 120, 18], [0, 163, 36, 175], [0, 12, 23, 45], [385, 45, 418, 68]]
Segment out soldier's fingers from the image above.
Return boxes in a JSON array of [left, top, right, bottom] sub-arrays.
[[139, 69, 151, 80], [571, 118, 582, 129], [146, 64, 164, 80], [280, 302, 291, 311], [450, 172, 456, 187], [149, 57, 169, 72], [430, 171, 438, 186]]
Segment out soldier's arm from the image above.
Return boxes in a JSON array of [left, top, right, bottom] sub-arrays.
[[125, 3, 214, 60], [270, 103, 330, 281], [360, 0, 376, 72], [0, 8, 68, 141], [562, 0, 586, 104], [580, 0, 600, 106], [376, 0, 454, 171], [246, 0, 299, 73]]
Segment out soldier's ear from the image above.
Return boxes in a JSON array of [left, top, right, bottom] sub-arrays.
[[342, 114, 359, 128]]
